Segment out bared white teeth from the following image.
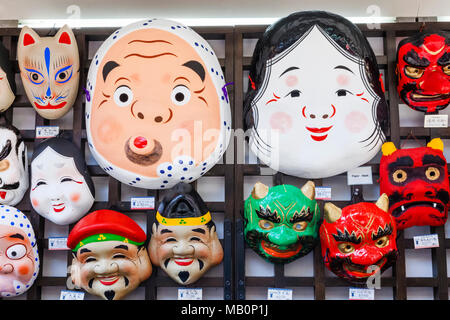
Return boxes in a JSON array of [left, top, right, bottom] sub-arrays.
[[433, 203, 437, 208], [401, 205, 405, 211]]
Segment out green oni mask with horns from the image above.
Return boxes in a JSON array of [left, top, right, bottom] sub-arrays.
[[244, 181, 321, 263]]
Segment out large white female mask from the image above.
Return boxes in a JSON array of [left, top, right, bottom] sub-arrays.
[[244, 11, 388, 179], [85, 19, 231, 189]]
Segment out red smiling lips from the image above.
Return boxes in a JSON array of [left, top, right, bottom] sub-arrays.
[[306, 126, 333, 141], [34, 101, 67, 110]]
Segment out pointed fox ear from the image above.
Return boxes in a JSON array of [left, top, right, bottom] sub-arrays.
[[55, 25, 75, 45], [20, 26, 40, 47]]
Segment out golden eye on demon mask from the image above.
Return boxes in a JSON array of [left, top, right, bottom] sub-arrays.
[[244, 10, 388, 179], [0, 42, 16, 112], [396, 31, 450, 114], [17, 25, 80, 120]]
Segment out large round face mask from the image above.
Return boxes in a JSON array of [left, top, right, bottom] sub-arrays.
[[244, 181, 321, 263], [244, 11, 388, 179], [319, 195, 398, 284], [17, 25, 80, 120], [0, 205, 39, 297], [0, 43, 16, 112], [67, 210, 152, 300], [149, 182, 223, 285], [379, 138, 450, 230], [0, 123, 28, 206], [396, 31, 450, 113], [30, 137, 95, 225], [85, 19, 231, 190]]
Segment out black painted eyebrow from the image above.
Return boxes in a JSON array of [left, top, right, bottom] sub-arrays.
[[9, 233, 24, 240], [372, 224, 393, 240], [437, 52, 450, 66], [160, 228, 173, 234], [289, 208, 314, 223], [388, 156, 414, 171], [182, 60, 205, 82], [332, 229, 362, 244], [403, 49, 430, 67], [102, 60, 120, 82], [279, 66, 299, 78], [256, 207, 281, 223], [114, 245, 129, 250], [422, 154, 446, 166], [0, 140, 12, 161], [192, 228, 206, 234], [80, 248, 92, 254], [334, 65, 354, 74]]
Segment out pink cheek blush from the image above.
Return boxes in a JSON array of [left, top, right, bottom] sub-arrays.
[[31, 198, 39, 207], [285, 75, 298, 87], [70, 193, 81, 203], [337, 74, 350, 86], [270, 112, 293, 134], [345, 111, 368, 133]]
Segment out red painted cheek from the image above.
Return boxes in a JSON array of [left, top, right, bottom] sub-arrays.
[[31, 198, 39, 207], [18, 264, 30, 276], [270, 112, 293, 134], [285, 75, 298, 87], [337, 74, 350, 86], [345, 111, 368, 133], [70, 193, 81, 203]]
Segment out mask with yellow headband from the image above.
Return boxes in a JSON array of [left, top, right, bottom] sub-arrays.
[[149, 182, 223, 285]]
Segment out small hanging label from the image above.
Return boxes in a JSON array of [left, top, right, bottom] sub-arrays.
[[130, 197, 155, 210], [48, 237, 69, 250], [414, 234, 439, 249], [267, 288, 292, 300], [349, 287, 374, 300], [36, 126, 60, 139], [178, 288, 202, 300], [424, 114, 448, 128], [60, 290, 85, 300], [347, 166, 373, 185], [315, 186, 332, 200]]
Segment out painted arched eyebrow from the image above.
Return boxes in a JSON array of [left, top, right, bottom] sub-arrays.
[[9, 233, 25, 240], [279, 66, 299, 78], [334, 65, 354, 74], [102, 60, 120, 82], [182, 60, 205, 82]]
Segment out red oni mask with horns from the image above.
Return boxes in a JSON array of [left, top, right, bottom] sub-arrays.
[[379, 138, 450, 230], [396, 32, 450, 113]]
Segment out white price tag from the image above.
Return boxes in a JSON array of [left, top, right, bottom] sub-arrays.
[[178, 288, 202, 300], [48, 237, 69, 250], [349, 288, 374, 300], [424, 114, 448, 128], [315, 186, 332, 200], [267, 288, 292, 300], [36, 126, 60, 139], [347, 166, 373, 185], [130, 197, 155, 210], [414, 234, 439, 249], [60, 290, 85, 300]]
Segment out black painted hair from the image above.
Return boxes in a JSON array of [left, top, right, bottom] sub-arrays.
[[0, 42, 16, 94], [397, 30, 450, 50], [31, 137, 95, 197], [156, 182, 215, 230], [244, 10, 388, 134]]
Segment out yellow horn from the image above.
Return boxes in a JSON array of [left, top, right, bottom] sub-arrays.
[[382, 142, 397, 156], [324, 202, 342, 224], [301, 180, 315, 200], [251, 182, 269, 200], [376, 193, 389, 212], [427, 138, 444, 152]]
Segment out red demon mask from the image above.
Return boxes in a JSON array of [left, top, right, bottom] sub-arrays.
[[396, 32, 450, 113], [379, 138, 450, 229], [320, 194, 398, 284]]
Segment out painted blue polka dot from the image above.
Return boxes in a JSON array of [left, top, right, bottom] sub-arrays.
[[161, 185, 165, 188], [211, 68, 214, 72], [136, 177, 141, 181], [202, 167, 206, 171], [96, 60, 99, 65], [189, 161, 193, 165], [27, 225, 30, 228], [143, 23, 148, 26], [113, 36, 117, 39], [163, 180, 168, 183], [160, 170, 165, 174], [201, 44, 204, 48], [203, 162, 207, 166], [10, 222, 14, 226], [14, 214, 18, 218], [35, 258, 38, 262], [168, 166, 172, 170], [168, 174, 172, 177], [183, 167, 188, 171], [221, 96, 225, 100], [179, 160, 183, 164], [6, 209, 9, 212], [194, 42, 199, 46], [171, 26, 176, 30], [181, 177, 185, 180], [1, 216, 4, 219], [189, 177, 193, 180], [20, 224, 23, 227], [177, 26, 181, 28], [224, 121, 227, 126]]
